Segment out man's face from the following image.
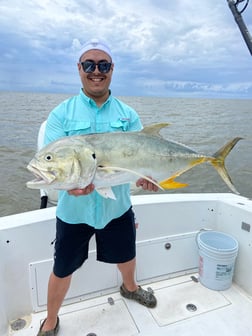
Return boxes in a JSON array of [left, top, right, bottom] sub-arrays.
[[78, 49, 114, 100]]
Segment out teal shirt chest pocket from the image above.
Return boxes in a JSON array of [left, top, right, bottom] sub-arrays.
[[63, 121, 91, 135], [110, 119, 130, 132]]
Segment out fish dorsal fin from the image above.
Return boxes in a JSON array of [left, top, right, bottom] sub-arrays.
[[141, 123, 170, 137]]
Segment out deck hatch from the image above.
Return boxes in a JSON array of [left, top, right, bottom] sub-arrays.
[[58, 299, 139, 336], [149, 278, 231, 326]]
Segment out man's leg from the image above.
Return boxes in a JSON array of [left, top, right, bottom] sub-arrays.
[[118, 257, 157, 308], [40, 272, 71, 332], [117, 257, 138, 291], [98, 209, 156, 307]]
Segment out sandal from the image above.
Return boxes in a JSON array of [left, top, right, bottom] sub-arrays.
[[120, 284, 157, 308], [37, 316, 60, 336]]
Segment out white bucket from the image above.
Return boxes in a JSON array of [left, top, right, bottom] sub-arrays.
[[197, 230, 239, 290]]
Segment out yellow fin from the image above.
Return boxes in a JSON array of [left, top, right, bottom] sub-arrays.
[[210, 137, 242, 194], [159, 177, 188, 189]]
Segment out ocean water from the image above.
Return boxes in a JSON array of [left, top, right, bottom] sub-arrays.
[[0, 91, 251, 217]]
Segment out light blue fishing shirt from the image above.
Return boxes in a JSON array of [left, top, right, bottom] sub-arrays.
[[44, 89, 142, 229]]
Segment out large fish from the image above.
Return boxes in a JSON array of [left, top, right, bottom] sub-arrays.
[[26, 123, 242, 199]]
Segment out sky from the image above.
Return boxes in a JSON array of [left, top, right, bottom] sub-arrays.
[[1, 0, 252, 98]]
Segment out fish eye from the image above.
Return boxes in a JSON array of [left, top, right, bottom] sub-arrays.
[[45, 153, 53, 161], [92, 153, 96, 160]]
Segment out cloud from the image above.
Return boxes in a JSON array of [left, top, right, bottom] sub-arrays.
[[0, 0, 251, 97]]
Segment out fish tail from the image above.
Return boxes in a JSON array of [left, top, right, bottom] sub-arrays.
[[210, 137, 243, 194]]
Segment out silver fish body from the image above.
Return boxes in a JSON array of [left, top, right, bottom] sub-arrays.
[[26, 123, 242, 198]]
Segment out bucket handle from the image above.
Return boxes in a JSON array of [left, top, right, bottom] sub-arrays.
[[195, 228, 213, 248]]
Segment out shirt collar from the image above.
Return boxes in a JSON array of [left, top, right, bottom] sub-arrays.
[[79, 88, 112, 107]]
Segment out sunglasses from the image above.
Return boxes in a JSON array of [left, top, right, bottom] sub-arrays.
[[81, 60, 112, 74]]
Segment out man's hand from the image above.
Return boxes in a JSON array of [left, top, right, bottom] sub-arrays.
[[68, 183, 95, 196], [136, 177, 159, 192]]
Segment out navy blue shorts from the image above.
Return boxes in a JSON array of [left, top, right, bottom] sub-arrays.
[[53, 207, 136, 278]]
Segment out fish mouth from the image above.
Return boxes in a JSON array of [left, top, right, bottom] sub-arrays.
[[27, 164, 56, 185]]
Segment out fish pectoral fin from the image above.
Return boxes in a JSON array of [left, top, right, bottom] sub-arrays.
[[159, 177, 189, 189], [96, 187, 117, 200], [98, 166, 164, 191]]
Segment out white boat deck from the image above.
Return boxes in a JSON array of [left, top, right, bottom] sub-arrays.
[[9, 273, 252, 336], [2, 193, 252, 336]]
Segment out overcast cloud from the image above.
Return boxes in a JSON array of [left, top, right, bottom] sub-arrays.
[[1, 0, 252, 98]]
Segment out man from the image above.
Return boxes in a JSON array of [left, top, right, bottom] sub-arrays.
[[37, 38, 157, 336]]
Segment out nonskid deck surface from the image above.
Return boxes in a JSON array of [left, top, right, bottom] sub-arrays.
[[9, 274, 252, 336]]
